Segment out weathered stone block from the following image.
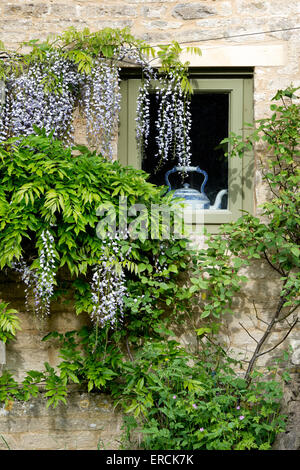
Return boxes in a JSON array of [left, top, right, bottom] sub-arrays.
[[18, 430, 96, 449], [126, 0, 174, 3], [141, 6, 167, 19], [291, 340, 300, 365], [86, 20, 134, 29], [216, 1, 233, 17], [238, 260, 280, 280], [142, 20, 183, 30], [50, 3, 78, 17], [236, 0, 269, 15], [78, 4, 138, 19], [5, 348, 50, 381], [240, 278, 283, 302], [0, 393, 122, 450], [236, 0, 300, 17], [173, 3, 217, 20], [0, 433, 20, 450], [4, 3, 49, 17]]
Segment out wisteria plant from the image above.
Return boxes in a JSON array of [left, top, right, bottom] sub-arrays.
[[0, 27, 200, 165], [0, 130, 192, 333]]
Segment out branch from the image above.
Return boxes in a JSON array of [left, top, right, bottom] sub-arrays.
[[263, 250, 285, 276], [202, 333, 229, 355], [244, 279, 288, 384], [253, 301, 269, 325], [239, 322, 258, 343], [276, 304, 299, 322], [256, 317, 299, 358], [259, 156, 281, 199], [125, 333, 134, 362]]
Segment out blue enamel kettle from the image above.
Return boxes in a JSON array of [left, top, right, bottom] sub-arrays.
[[165, 166, 227, 210]]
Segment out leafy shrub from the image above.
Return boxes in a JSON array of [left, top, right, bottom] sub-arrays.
[[115, 339, 287, 450], [0, 329, 287, 450], [0, 129, 192, 337], [0, 326, 123, 407]]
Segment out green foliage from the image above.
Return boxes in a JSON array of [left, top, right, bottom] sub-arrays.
[[0, 301, 21, 343], [0, 130, 193, 336], [58, 27, 154, 71], [0, 326, 284, 449], [114, 339, 286, 450], [0, 85, 297, 453], [197, 86, 300, 382], [43, 327, 123, 393], [114, 86, 298, 448], [0, 27, 152, 81], [156, 41, 201, 94], [188, 235, 248, 319], [0, 326, 123, 408], [122, 238, 192, 344], [0, 129, 162, 266], [219, 86, 299, 306], [185, 87, 299, 327], [0, 27, 199, 93]]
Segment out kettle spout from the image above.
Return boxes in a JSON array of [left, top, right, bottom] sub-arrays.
[[211, 189, 228, 210]]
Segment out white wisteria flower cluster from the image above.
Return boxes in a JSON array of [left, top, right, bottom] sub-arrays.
[[0, 44, 192, 168], [153, 241, 170, 280], [0, 51, 80, 144], [0, 53, 121, 160], [81, 59, 121, 159], [136, 71, 192, 168], [90, 235, 128, 328], [12, 230, 57, 317], [34, 229, 57, 317], [136, 76, 151, 151], [1, 45, 194, 328], [155, 73, 192, 167]]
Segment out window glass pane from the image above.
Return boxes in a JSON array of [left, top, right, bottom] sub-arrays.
[[142, 92, 229, 209]]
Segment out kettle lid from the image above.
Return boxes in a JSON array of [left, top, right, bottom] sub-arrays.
[[173, 183, 210, 203]]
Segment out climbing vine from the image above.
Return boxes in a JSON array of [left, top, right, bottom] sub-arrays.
[[0, 27, 200, 162], [0, 27, 201, 325]]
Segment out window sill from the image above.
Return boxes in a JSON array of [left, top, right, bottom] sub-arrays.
[[177, 208, 234, 225]]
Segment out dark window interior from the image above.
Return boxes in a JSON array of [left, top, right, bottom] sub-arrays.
[[142, 92, 229, 208]]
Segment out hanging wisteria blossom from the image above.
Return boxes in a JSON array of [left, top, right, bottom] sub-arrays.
[[0, 51, 81, 143], [135, 70, 192, 169], [11, 230, 57, 317], [0, 36, 193, 168], [90, 235, 128, 328], [81, 59, 121, 159], [135, 76, 151, 153], [34, 229, 57, 317], [155, 73, 192, 167], [11, 257, 36, 314], [132, 50, 156, 155]]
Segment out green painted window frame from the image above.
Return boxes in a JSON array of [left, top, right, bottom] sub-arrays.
[[118, 70, 254, 233]]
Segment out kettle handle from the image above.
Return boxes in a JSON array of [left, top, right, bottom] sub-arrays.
[[165, 166, 208, 193]]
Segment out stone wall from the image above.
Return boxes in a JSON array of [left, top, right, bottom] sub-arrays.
[[0, 0, 300, 120], [273, 372, 300, 450], [0, 392, 123, 450], [0, 0, 299, 450]]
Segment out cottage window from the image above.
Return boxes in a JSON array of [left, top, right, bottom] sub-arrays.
[[118, 69, 254, 233]]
